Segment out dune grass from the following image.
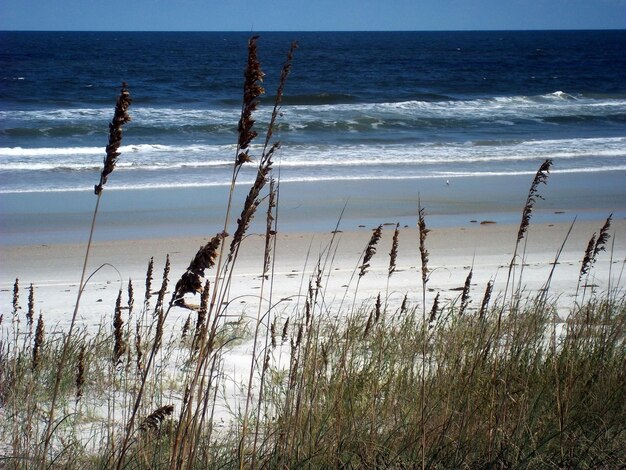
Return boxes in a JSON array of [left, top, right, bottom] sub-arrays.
[[1, 36, 625, 469]]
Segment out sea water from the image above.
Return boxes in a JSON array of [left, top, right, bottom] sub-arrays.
[[1, 31, 625, 243]]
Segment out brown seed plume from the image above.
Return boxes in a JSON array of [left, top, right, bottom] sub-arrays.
[[153, 256, 170, 352], [181, 314, 191, 340], [270, 319, 277, 349], [281, 318, 290, 344], [230, 41, 296, 259], [145, 257, 154, 307], [157, 256, 171, 296], [517, 159, 552, 242], [32, 313, 44, 370], [12, 278, 19, 317], [127, 279, 134, 317], [27, 283, 34, 328], [479, 280, 494, 319], [400, 294, 408, 314], [418, 205, 430, 286], [263, 178, 278, 278], [459, 269, 473, 316], [593, 214, 612, 260], [359, 224, 383, 278], [135, 320, 143, 373], [363, 310, 373, 339], [94, 83, 132, 195], [140, 404, 174, 433], [174, 233, 223, 302], [236, 36, 265, 168], [193, 280, 211, 350], [579, 214, 612, 281], [579, 234, 597, 281], [229, 143, 279, 258], [389, 223, 400, 277], [113, 289, 125, 366], [76, 345, 85, 399], [428, 292, 440, 326]]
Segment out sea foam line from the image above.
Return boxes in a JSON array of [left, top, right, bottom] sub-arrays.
[[2, 165, 625, 194]]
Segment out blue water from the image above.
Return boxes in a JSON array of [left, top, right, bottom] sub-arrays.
[[1, 30, 625, 193], [0, 31, 625, 244]]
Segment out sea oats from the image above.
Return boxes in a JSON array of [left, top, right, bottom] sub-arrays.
[[429, 292, 440, 326], [140, 405, 174, 433], [459, 269, 473, 316], [113, 289, 125, 366], [517, 159, 552, 242], [479, 280, 494, 319], [418, 205, 430, 286], [359, 224, 383, 278], [174, 233, 223, 301], [388, 223, 400, 277], [32, 313, 44, 370], [94, 83, 132, 195]]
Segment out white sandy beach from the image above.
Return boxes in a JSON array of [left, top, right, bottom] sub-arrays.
[[2, 217, 624, 333]]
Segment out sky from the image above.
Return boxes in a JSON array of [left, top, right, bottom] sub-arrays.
[[1, 0, 625, 31]]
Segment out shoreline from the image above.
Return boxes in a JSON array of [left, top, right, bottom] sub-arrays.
[[2, 171, 625, 246]]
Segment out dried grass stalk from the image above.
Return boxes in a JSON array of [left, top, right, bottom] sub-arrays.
[[181, 315, 191, 340], [388, 223, 400, 277], [140, 404, 174, 433], [236, 36, 264, 168], [154, 255, 171, 317], [517, 159, 552, 242], [359, 225, 383, 278], [230, 41, 296, 259], [459, 269, 473, 316], [262, 40, 298, 149], [127, 279, 134, 317], [94, 83, 132, 195], [174, 233, 223, 301], [145, 257, 154, 307], [113, 289, 125, 366], [270, 319, 277, 349], [428, 293, 440, 325], [593, 214, 612, 259], [32, 313, 44, 370], [76, 345, 85, 400], [579, 234, 597, 281], [153, 256, 170, 353], [579, 214, 612, 281], [363, 310, 373, 339], [27, 283, 34, 328], [418, 205, 430, 286], [193, 281, 211, 349], [12, 278, 19, 317], [479, 280, 494, 318], [281, 318, 290, 344], [135, 320, 143, 373], [400, 294, 408, 314], [230, 143, 279, 258], [263, 179, 277, 278]]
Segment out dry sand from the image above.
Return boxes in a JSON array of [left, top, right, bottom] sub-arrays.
[[2, 218, 624, 332]]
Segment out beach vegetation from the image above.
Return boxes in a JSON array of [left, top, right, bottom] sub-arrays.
[[1, 37, 625, 470]]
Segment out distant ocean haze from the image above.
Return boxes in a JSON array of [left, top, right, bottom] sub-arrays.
[[0, 30, 625, 243]]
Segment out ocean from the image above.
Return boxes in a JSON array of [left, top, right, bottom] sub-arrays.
[[1, 30, 625, 243]]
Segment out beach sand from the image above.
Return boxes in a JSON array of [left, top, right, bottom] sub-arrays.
[[2, 217, 624, 332]]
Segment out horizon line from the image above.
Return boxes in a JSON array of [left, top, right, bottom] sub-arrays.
[[2, 27, 625, 33]]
